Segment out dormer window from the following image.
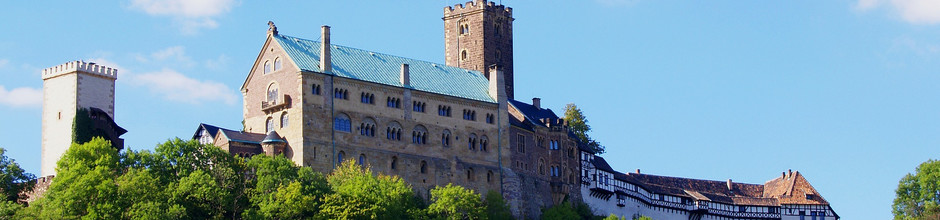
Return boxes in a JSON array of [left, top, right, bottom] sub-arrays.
[[806, 194, 815, 200]]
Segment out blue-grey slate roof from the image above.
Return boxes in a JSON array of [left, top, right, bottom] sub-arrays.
[[274, 34, 495, 103]]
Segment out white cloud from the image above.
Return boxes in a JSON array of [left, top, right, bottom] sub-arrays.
[[856, 0, 940, 24], [129, 0, 236, 34], [134, 69, 237, 105], [892, 0, 940, 24], [0, 86, 42, 108]]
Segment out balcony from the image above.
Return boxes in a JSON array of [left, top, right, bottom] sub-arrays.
[[261, 94, 291, 112]]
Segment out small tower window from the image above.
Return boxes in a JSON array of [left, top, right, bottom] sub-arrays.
[[461, 50, 468, 61], [273, 57, 282, 71], [337, 151, 345, 164], [391, 156, 398, 170], [358, 154, 366, 166], [459, 23, 469, 35]]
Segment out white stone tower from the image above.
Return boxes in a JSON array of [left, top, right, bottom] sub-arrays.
[[41, 61, 117, 176]]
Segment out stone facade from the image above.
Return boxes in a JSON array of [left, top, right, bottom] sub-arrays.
[[444, 0, 515, 99], [41, 61, 118, 176], [504, 99, 583, 219], [240, 28, 511, 200]]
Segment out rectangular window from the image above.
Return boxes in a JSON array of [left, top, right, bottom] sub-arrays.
[[517, 134, 526, 153]]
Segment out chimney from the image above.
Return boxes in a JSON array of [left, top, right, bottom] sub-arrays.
[[788, 169, 792, 178], [488, 65, 505, 102], [727, 179, 734, 191], [320, 25, 332, 73], [532, 97, 541, 109], [635, 169, 640, 174], [782, 172, 786, 179], [400, 64, 410, 86]]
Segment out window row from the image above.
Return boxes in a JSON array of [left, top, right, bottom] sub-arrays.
[[465, 167, 496, 183], [265, 112, 290, 133], [463, 109, 477, 121], [485, 113, 494, 124], [413, 101, 426, 112], [263, 57, 283, 74], [336, 152, 428, 175], [360, 92, 375, 104], [333, 114, 489, 149], [387, 97, 401, 108], [334, 88, 349, 100], [438, 105, 452, 117]]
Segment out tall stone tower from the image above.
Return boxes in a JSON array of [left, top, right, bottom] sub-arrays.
[[444, 0, 515, 99], [41, 61, 118, 176]]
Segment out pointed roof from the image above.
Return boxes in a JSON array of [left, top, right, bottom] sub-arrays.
[[261, 131, 286, 143], [192, 123, 222, 140], [271, 33, 496, 103], [762, 171, 829, 205]]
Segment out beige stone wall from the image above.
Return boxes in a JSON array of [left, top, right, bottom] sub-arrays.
[[242, 36, 305, 166], [41, 74, 77, 176]]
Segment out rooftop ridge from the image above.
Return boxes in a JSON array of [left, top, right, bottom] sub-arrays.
[[443, 0, 512, 14], [630, 172, 765, 187], [42, 60, 118, 80], [277, 34, 485, 76]]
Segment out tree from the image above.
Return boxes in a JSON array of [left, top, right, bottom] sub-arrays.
[[603, 214, 621, 220], [541, 201, 580, 220], [243, 155, 328, 219], [483, 190, 513, 220], [894, 159, 940, 219], [563, 103, 604, 154], [318, 161, 421, 219], [0, 148, 35, 203], [427, 183, 485, 220], [40, 137, 122, 219]]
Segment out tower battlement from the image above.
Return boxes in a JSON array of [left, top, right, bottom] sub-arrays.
[[42, 61, 118, 80], [443, 0, 512, 16]]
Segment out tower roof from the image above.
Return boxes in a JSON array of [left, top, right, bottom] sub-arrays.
[[261, 131, 286, 143]]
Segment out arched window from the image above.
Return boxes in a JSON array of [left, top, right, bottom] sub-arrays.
[[267, 82, 279, 103], [274, 57, 282, 71], [263, 60, 271, 74], [487, 170, 494, 183], [280, 112, 289, 128], [358, 154, 366, 166], [391, 156, 398, 170], [337, 151, 345, 164], [468, 133, 478, 151], [266, 117, 274, 133], [461, 50, 468, 61], [333, 113, 351, 132], [360, 117, 376, 137], [386, 121, 402, 141], [441, 129, 452, 147], [420, 160, 428, 174], [480, 136, 489, 152], [413, 125, 428, 144]]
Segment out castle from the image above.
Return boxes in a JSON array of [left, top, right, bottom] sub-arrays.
[[140, 1, 832, 219]]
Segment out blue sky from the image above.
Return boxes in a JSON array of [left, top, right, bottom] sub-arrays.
[[2, 0, 939, 219]]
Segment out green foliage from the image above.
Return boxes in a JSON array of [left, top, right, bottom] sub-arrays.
[[635, 216, 652, 220], [0, 148, 35, 203], [542, 201, 581, 220], [0, 201, 22, 220], [318, 161, 421, 219], [427, 183, 485, 220], [894, 159, 940, 220], [71, 108, 110, 145], [483, 190, 513, 220], [563, 103, 604, 154], [243, 155, 328, 219], [42, 137, 122, 219], [603, 214, 621, 220]]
